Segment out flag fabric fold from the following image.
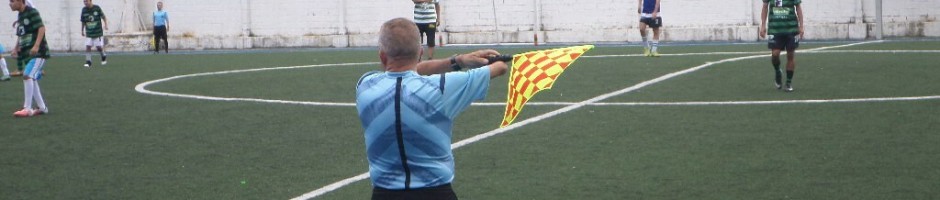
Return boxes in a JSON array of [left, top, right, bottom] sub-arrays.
[[501, 45, 594, 127]]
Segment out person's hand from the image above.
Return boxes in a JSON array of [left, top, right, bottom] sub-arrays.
[[457, 49, 501, 69], [799, 27, 804, 40], [30, 46, 38, 56], [11, 50, 18, 58], [82, 31, 85, 37], [758, 27, 766, 39], [652, 11, 658, 19]]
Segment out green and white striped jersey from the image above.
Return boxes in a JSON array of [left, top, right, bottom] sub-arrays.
[[413, 0, 439, 24], [16, 6, 49, 62], [81, 5, 106, 38], [764, 0, 801, 34]]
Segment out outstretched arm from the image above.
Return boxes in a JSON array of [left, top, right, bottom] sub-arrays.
[[416, 49, 507, 78]]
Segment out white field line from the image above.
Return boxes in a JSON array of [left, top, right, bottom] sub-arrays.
[[134, 62, 377, 106], [136, 48, 940, 108], [288, 40, 883, 200]]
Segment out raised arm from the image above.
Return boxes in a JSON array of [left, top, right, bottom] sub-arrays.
[[416, 49, 508, 79]]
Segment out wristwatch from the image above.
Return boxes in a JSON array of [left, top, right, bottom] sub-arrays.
[[450, 54, 461, 71]]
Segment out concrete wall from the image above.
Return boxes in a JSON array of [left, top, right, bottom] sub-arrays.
[[0, 0, 937, 52]]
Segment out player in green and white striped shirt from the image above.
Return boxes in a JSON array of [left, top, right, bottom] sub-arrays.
[[81, 0, 108, 68], [760, 0, 803, 92], [11, 0, 50, 117], [413, 0, 440, 60]]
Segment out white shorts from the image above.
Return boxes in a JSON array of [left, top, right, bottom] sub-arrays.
[[86, 37, 105, 47], [640, 13, 663, 18]]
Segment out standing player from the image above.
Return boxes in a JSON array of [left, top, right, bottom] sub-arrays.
[[638, 0, 662, 57], [760, 0, 803, 92], [153, 1, 169, 54], [81, 0, 108, 67], [1, 43, 10, 81], [412, 0, 440, 60], [11, 0, 50, 117]]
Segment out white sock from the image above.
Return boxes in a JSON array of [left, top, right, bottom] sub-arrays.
[[642, 36, 649, 48], [1, 58, 9, 76], [33, 80, 46, 111], [85, 53, 92, 62], [23, 79, 34, 109], [652, 40, 659, 52]]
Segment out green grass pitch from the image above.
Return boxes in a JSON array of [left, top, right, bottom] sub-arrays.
[[1, 40, 938, 199]]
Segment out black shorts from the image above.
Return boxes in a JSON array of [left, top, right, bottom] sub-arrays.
[[154, 25, 168, 39], [767, 33, 800, 51], [372, 183, 457, 200], [416, 23, 437, 47], [640, 17, 663, 28]]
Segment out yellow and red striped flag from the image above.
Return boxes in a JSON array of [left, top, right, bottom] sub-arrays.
[[501, 45, 594, 127]]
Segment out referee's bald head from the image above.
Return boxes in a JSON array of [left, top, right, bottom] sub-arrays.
[[379, 18, 421, 63]]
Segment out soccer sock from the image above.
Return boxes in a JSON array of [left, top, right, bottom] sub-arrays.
[[99, 50, 107, 61], [786, 70, 795, 83], [641, 35, 649, 48], [85, 54, 92, 62], [23, 79, 34, 109], [1, 58, 9, 76], [772, 57, 782, 72], [32, 80, 46, 111], [652, 40, 659, 52]]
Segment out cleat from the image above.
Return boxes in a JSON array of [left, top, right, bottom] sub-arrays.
[[102, 56, 107, 65], [774, 75, 782, 89], [784, 83, 793, 92], [85, 61, 92, 68], [13, 108, 34, 117], [33, 108, 47, 116], [11, 70, 22, 77], [84, 63, 90, 68], [101, 61, 107, 65], [0, 75, 10, 81], [643, 47, 651, 57], [650, 51, 661, 57]]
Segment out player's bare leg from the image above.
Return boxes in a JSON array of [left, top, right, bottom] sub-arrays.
[[771, 49, 783, 89]]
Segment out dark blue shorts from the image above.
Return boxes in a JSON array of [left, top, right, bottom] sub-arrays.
[[640, 17, 663, 28]]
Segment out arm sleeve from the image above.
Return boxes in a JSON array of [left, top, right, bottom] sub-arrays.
[[440, 66, 491, 118]]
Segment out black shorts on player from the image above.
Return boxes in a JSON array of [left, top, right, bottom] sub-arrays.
[[767, 33, 800, 51], [416, 23, 437, 47]]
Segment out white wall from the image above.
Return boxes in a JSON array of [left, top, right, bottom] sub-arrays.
[[1, 0, 937, 52]]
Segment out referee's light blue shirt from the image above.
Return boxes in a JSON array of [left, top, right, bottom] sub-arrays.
[[153, 11, 168, 27], [356, 67, 491, 190]]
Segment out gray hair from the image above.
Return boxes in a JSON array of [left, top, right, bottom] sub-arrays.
[[379, 18, 421, 61]]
